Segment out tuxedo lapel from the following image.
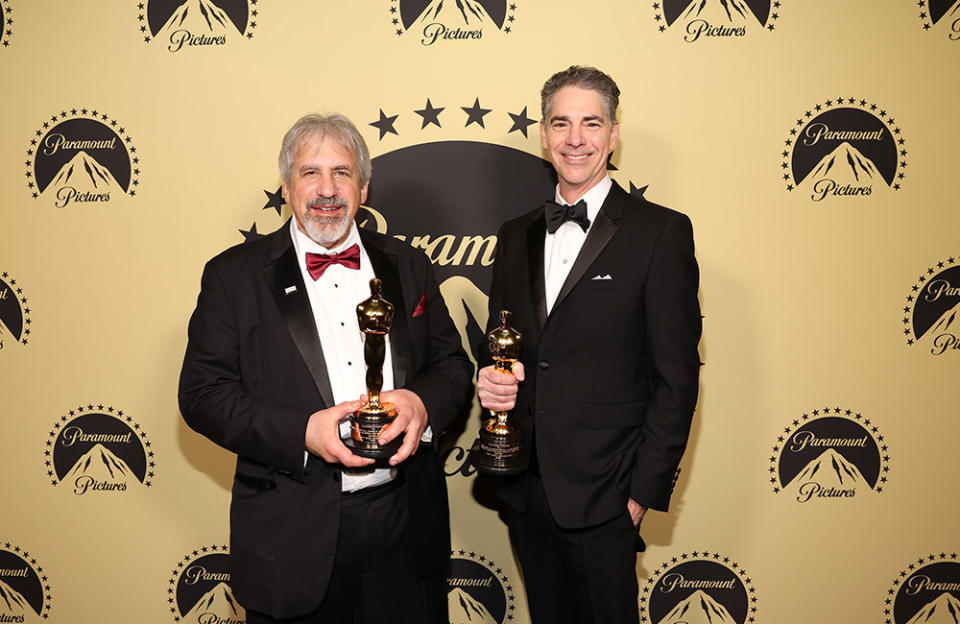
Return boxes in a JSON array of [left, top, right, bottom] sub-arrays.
[[526, 212, 548, 328], [361, 231, 412, 390], [262, 229, 335, 408]]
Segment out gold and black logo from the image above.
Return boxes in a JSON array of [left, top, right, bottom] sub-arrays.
[[781, 98, 907, 202], [642, 552, 757, 623], [45, 404, 156, 495], [167, 546, 245, 624], [903, 256, 960, 356], [917, 0, 960, 39], [447, 549, 516, 624], [0, 541, 53, 622], [0, 271, 31, 351], [138, 0, 259, 52], [769, 407, 889, 503], [25, 109, 141, 209], [1, 0, 12, 48], [651, 0, 782, 42], [886, 553, 960, 624], [387, 0, 518, 45]]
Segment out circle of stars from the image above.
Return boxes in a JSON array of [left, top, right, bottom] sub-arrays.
[[25, 109, 141, 200], [44, 404, 156, 487], [1, 0, 13, 48], [167, 545, 230, 622], [652, 0, 781, 33], [768, 407, 890, 494], [451, 549, 517, 621], [0, 542, 53, 619], [138, 1, 259, 43], [389, 1, 517, 36], [884, 553, 960, 623], [0, 271, 31, 346], [640, 552, 757, 623], [781, 98, 908, 192], [902, 256, 957, 346]]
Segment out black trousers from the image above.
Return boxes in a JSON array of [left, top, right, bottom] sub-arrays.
[[246, 482, 446, 624], [505, 474, 640, 624]]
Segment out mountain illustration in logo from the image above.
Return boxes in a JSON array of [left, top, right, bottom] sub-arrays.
[[183, 582, 244, 623], [806, 142, 880, 186], [785, 448, 866, 490], [930, 0, 960, 25], [64, 443, 135, 483], [680, 0, 758, 24], [657, 589, 737, 624], [46, 151, 126, 195], [417, 0, 494, 26], [159, 0, 234, 37], [918, 302, 959, 342], [0, 580, 30, 616], [905, 591, 960, 624], [448, 588, 497, 624]]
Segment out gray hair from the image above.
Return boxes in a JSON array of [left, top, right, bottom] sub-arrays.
[[278, 113, 372, 186], [541, 65, 620, 124]]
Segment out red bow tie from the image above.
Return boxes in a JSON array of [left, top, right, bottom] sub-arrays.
[[305, 244, 361, 280]]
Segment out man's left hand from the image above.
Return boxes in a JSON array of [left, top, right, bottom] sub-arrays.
[[377, 389, 428, 466], [628, 498, 647, 528]]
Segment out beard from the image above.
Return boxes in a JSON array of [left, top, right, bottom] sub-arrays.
[[302, 196, 352, 247]]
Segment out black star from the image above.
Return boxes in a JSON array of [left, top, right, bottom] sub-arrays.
[[370, 109, 399, 140], [462, 98, 492, 128], [629, 182, 649, 198], [262, 187, 284, 215], [414, 99, 444, 129], [240, 223, 265, 242], [507, 106, 537, 136]]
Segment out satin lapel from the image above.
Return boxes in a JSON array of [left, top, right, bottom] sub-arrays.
[[263, 238, 335, 408], [552, 192, 621, 311], [526, 213, 548, 328], [361, 232, 411, 390]]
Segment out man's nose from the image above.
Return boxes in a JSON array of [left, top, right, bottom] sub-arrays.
[[316, 172, 337, 197], [566, 125, 584, 146]]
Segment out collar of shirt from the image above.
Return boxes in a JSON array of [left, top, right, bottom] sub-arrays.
[[550, 174, 613, 235]]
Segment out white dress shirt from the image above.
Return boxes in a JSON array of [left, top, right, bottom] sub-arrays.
[[290, 220, 396, 492], [544, 175, 613, 314]]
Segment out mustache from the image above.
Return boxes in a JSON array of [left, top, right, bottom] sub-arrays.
[[307, 197, 347, 210]]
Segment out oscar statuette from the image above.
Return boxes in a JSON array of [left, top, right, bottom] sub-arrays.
[[471, 310, 527, 475], [343, 278, 404, 458]]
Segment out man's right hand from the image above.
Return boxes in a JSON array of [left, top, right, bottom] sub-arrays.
[[477, 362, 525, 411], [305, 400, 375, 468]]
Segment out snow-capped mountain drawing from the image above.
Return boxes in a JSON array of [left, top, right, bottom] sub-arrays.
[[448, 588, 497, 624], [785, 448, 867, 491], [918, 302, 959, 342], [680, 0, 755, 24], [46, 151, 125, 195], [905, 591, 960, 624], [417, 0, 494, 27], [0, 579, 31, 617], [806, 142, 880, 186], [63, 443, 135, 483], [657, 589, 737, 624], [159, 0, 235, 36], [182, 582, 244, 623]]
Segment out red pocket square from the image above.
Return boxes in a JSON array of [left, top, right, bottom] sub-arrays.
[[412, 292, 428, 317]]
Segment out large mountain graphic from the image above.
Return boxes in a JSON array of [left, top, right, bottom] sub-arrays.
[[918, 302, 960, 342], [657, 589, 737, 624], [159, 0, 235, 37], [417, 0, 494, 27], [905, 591, 960, 624], [46, 151, 126, 195], [183, 582, 244, 623], [805, 142, 881, 186], [0, 579, 31, 617], [785, 448, 867, 491], [448, 587, 497, 624], [930, 0, 960, 25], [680, 0, 760, 25], [64, 443, 135, 484]]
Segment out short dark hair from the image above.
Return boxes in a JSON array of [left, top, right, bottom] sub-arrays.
[[540, 65, 620, 124]]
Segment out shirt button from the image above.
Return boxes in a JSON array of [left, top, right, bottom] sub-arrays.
[[562, 259, 568, 264]]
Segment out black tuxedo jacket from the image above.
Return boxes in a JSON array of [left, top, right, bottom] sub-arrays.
[[178, 221, 473, 618], [482, 182, 701, 529]]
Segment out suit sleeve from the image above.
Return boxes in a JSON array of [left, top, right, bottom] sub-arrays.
[[178, 259, 313, 481], [401, 252, 474, 440], [630, 212, 702, 511]]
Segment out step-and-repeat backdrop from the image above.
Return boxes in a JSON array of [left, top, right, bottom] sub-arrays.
[[1, 1, 958, 622]]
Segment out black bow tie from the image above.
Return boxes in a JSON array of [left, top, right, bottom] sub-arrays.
[[545, 199, 590, 234]]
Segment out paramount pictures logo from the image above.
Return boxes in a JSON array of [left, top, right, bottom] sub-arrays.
[[0, 271, 31, 350], [447, 550, 515, 624], [902, 256, 960, 356], [45, 404, 156, 495], [1, 0, 12, 48], [138, 0, 259, 52], [25, 109, 141, 208], [781, 98, 907, 201], [917, 0, 960, 38], [885, 553, 960, 624], [769, 407, 889, 503], [651, 0, 781, 41], [168, 546, 245, 624], [642, 553, 756, 624], [0, 542, 53, 622], [387, 0, 518, 45]]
